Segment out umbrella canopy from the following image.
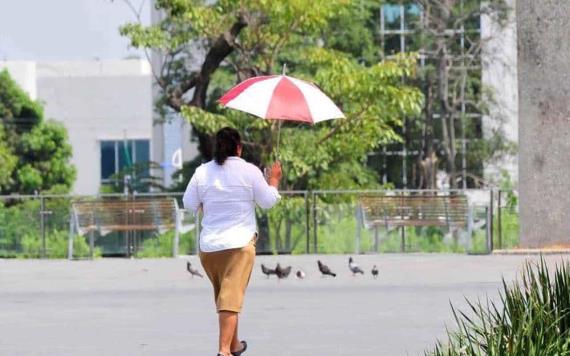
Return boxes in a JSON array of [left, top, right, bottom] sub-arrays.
[[218, 75, 345, 124]]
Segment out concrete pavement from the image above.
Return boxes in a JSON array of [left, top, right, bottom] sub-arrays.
[[1, 254, 567, 355]]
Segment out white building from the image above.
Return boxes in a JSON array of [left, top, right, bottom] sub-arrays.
[[0, 59, 153, 195], [150, 3, 199, 189], [482, 0, 519, 185]]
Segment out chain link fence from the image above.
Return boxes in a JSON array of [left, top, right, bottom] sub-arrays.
[[0, 189, 518, 258]]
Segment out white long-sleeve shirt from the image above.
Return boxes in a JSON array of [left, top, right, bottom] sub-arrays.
[[183, 156, 281, 252]]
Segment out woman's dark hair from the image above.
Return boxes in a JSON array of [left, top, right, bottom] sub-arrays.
[[214, 127, 241, 165]]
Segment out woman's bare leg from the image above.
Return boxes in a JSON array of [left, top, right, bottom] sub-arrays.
[[218, 311, 238, 355], [230, 316, 242, 352]]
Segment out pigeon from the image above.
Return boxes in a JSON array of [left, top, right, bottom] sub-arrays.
[[348, 257, 365, 276], [371, 265, 379, 279], [275, 263, 292, 279], [317, 260, 336, 277], [295, 270, 306, 280], [186, 262, 204, 278], [261, 264, 277, 278]]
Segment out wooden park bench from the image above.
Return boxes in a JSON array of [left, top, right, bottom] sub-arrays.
[[358, 194, 472, 252], [68, 198, 181, 259]]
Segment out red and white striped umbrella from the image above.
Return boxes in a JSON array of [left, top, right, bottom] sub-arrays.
[[218, 75, 345, 124]]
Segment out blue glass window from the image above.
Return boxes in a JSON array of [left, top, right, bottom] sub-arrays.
[[383, 4, 402, 30], [134, 140, 150, 177], [404, 4, 421, 29], [100, 141, 116, 180], [101, 139, 150, 181], [118, 141, 133, 171]]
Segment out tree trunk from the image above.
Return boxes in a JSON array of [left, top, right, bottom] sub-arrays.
[[421, 80, 438, 189], [434, 0, 458, 189], [159, 17, 249, 161]]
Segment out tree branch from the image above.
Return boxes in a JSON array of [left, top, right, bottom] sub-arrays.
[[189, 14, 249, 108]]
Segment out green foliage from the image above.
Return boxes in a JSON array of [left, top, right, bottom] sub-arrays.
[[0, 70, 75, 194], [264, 196, 308, 253], [314, 209, 485, 254], [0, 199, 40, 256], [363, 0, 515, 189], [427, 259, 570, 355], [492, 173, 520, 249], [120, 0, 424, 192], [320, 0, 381, 64], [183, 51, 422, 190], [0, 70, 43, 131], [259, 195, 488, 255], [0, 126, 17, 186], [0, 197, 96, 258], [494, 210, 519, 250], [137, 230, 196, 258], [19, 230, 99, 259]]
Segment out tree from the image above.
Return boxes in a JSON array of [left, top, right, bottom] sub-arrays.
[[120, 0, 423, 190], [408, 0, 513, 189], [0, 70, 76, 194], [0, 126, 16, 187]]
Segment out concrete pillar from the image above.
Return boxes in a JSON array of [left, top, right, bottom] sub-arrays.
[[518, 0, 570, 248]]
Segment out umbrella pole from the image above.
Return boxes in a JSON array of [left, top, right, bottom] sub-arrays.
[[275, 120, 282, 161]]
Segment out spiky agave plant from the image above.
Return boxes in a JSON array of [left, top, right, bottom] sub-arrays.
[[427, 258, 570, 356]]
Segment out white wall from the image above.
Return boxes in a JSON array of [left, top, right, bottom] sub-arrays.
[[0, 59, 153, 195], [481, 0, 519, 186], [150, 0, 199, 189]]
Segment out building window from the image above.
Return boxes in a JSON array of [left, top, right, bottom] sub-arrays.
[[380, 2, 421, 55], [100, 139, 150, 183]]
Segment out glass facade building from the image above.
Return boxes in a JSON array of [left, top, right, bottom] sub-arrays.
[[371, 1, 485, 189]]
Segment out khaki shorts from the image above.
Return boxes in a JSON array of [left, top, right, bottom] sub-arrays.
[[199, 238, 256, 313]]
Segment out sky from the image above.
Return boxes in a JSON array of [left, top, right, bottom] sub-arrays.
[[0, 0, 151, 61]]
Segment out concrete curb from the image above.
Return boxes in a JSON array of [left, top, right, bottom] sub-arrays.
[[493, 249, 570, 255]]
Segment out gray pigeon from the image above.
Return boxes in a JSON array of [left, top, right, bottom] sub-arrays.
[[261, 264, 277, 278], [186, 262, 204, 278], [317, 260, 336, 277], [371, 265, 379, 279], [348, 257, 364, 276], [275, 263, 292, 279]]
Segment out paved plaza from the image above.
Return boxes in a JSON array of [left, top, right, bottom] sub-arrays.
[[1, 254, 568, 356]]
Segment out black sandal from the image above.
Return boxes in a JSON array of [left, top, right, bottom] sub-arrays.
[[231, 340, 247, 356]]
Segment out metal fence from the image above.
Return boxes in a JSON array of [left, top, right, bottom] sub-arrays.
[[0, 189, 519, 258]]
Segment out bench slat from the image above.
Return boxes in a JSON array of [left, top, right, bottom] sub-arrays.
[[72, 198, 178, 234], [360, 195, 469, 228]]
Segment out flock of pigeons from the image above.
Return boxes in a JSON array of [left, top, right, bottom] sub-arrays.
[[186, 257, 380, 280]]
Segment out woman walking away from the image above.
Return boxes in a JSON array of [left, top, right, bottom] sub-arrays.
[[183, 127, 282, 356]]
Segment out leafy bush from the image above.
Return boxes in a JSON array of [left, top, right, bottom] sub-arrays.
[[0, 196, 100, 258], [427, 259, 570, 355], [494, 210, 520, 250], [311, 201, 487, 254], [18, 230, 99, 259], [138, 230, 196, 258]]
